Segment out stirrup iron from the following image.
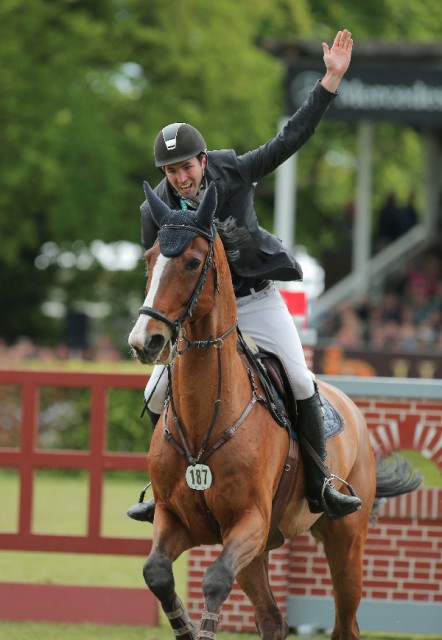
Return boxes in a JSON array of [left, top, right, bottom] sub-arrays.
[[320, 474, 358, 499]]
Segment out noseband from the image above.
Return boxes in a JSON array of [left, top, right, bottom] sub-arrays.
[[138, 224, 218, 344]]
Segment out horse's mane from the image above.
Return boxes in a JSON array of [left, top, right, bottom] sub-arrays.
[[215, 216, 249, 264]]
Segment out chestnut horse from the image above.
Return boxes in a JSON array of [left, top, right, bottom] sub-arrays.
[[128, 182, 421, 640]]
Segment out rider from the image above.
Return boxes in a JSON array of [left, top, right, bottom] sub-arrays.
[[129, 29, 361, 522]]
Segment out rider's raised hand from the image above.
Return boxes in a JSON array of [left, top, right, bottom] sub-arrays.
[[320, 29, 353, 94]]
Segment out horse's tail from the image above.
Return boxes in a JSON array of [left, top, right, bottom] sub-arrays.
[[375, 452, 423, 498], [370, 452, 423, 524]]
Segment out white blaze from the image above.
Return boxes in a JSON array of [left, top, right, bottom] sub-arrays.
[[128, 254, 170, 347]]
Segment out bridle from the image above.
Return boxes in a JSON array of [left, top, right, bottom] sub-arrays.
[[138, 223, 220, 344]]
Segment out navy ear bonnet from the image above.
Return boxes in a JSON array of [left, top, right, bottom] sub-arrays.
[[143, 181, 218, 257], [158, 209, 205, 257]]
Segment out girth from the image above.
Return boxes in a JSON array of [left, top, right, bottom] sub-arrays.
[[266, 436, 299, 550]]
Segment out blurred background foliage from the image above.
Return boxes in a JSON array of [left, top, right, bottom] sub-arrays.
[[0, 0, 441, 351]]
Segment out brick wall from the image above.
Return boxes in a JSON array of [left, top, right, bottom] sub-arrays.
[[187, 385, 442, 632], [287, 487, 442, 602]]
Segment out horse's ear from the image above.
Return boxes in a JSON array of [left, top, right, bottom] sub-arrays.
[[143, 181, 171, 227], [196, 182, 217, 231]]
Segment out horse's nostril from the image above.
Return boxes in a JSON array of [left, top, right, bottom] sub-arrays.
[[146, 334, 166, 354]]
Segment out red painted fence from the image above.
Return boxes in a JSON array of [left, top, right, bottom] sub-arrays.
[[0, 369, 157, 626]]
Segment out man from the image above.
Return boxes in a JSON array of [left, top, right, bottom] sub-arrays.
[[129, 29, 361, 523]]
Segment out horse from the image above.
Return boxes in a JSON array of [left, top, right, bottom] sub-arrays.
[[128, 181, 422, 640]]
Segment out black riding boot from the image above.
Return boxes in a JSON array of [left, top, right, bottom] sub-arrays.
[[296, 387, 362, 520], [127, 409, 160, 523]]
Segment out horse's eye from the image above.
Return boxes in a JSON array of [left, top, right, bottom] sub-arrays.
[[185, 257, 201, 271]]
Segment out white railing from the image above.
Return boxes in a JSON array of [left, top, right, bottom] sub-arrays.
[[310, 224, 428, 323]]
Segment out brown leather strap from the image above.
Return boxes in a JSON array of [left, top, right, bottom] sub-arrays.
[[299, 434, 332, 479], [271, 437, 299, 526], [199, 492, 222, 541]]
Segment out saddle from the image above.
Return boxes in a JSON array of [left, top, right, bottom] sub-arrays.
[[237, 330, 295, 431]]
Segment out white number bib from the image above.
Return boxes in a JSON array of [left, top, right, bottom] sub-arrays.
[[185, 463, 212, 490]]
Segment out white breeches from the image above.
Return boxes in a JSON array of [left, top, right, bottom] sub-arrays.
[[145, 282, 315, 413]]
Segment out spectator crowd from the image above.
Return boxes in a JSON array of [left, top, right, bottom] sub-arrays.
[[0, 334, 124, 366], [316, 239, 442, 353]]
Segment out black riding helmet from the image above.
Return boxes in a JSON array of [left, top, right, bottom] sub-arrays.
[[154, 123, 207, 168]]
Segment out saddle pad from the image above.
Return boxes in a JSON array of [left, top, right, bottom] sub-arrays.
[[321, 393, 344, 439], [289, 393, 344, 441]]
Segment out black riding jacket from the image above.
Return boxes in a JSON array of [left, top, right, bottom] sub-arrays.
[[140, 81, 336, 289]]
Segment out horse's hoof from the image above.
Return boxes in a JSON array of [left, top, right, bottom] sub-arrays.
[[127, 498, 155, 523]]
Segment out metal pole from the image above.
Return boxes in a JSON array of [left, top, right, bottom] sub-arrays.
[[353, 120, 373, 293], [274, 118, 297, 252], [422, 128, 440, 239]]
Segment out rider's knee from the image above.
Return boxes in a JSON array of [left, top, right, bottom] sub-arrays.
[[145, 385, 166, 414], [285, 365, 315, 401], [144, 368, 168, 412]]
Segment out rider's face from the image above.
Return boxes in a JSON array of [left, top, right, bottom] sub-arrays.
[[163, 155, 207, 198]]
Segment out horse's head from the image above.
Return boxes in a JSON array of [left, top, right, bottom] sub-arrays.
[[128, 181, 219, 365]]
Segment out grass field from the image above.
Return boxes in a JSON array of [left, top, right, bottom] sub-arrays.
[[0, 621, 440, 640], [0, 622, 440, 640]]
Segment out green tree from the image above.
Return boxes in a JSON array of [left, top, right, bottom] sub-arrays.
[[1, 0, 441, 346], [0, 0, 141, 341], [0, 0, 284, 344]]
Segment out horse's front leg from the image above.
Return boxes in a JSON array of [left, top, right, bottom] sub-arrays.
[[143, 508, 196, 639], [198, 511, 268, 639]]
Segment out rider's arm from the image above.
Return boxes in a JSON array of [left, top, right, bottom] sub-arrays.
[[237, 29, 353, 183], [237, 82, 336, 182]]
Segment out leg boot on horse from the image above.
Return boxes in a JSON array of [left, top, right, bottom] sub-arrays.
[[127, 408, 160, 523], [297, 385, 362, 520]]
